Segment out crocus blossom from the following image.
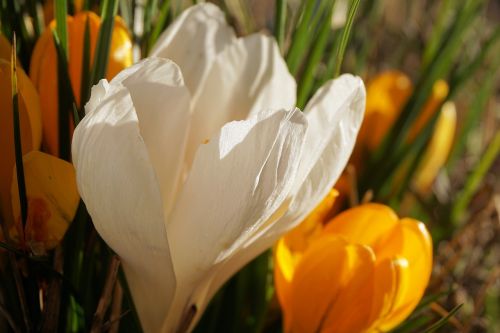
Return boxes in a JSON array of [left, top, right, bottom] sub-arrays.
[[72, 3, 365, 332], [275, 203, 433, 333], [30, 11, 132, 155]]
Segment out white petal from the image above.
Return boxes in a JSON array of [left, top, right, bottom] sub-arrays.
[[287, 74, 366, 226], [150, 3, 236, 98], [118, 58, 192, 216], [72, 86, 175, 333], [185, 34, 296, 167], [84, 79, 109, 115], [199, 75, 366, 315], [163, 108, 307, 331]]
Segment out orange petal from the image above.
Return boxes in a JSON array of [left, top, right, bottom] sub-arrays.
[[0, 33, 12, 61], [356, 71, 412, 152], [323, 203, 400, 250], [288, 236, 377, 333], [10, 151, 79, 255], [377, 219, 432, 331], [413, 101, 456, 193], [274, 238, 298, 331], [284, 188, 337, 252]]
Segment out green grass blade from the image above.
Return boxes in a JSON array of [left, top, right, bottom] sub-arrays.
[[91, 0, 119, 86], [449, 26, 500, 98], [448, 61, 500, 167], [55, 0, 69, 58], [143, 0, 159, 54], [80, 16, 91, 112], [333, 0, 360, 77], [362, 0, 485, 196], [422, 0, 456, 68], [286, 0, 318, 76], [452, 132, 500, 223], [119, 0, 133, 30], [296, 1, 335, 108], [422, 304, 463, 333], [11, 35, 28, 227], [148, 0, 171, 51], [274, 0, 287, 52], [52, 29, 77, 160]]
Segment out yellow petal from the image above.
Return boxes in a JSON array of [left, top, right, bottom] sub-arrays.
[[10, 151, 79, 254], [274, 238, 297, 331], [408, 79, 449, 142], [0, 60, 42, 228], [288, 236, 377, 333], [323, 203, 400, 250], [377, 219, 432, 331], [284, 188, 337, 252], [413, 101, 456, 192], [357, 71, 412, 152]]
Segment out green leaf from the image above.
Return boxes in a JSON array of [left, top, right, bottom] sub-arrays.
[[55, 0, 69, 58], [286, 0, 319, 76], [422, 0, 456, 68], [362, 0, 486, 197], [148, 0, 172, 52], [52, 28, 77, 160], [80, 16, 91, 112], [274, 0, 287, 52], [296, 1, 335, 108], [452, 132, 500, 223], [143, 0, 159, 54], [91, 0, 119, 86], [333, 0, 360, 77], [422, 304, 463, 333], [10, 35, 28, 227]]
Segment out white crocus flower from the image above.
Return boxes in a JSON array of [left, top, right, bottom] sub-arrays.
[[72, 3, 365, 333]]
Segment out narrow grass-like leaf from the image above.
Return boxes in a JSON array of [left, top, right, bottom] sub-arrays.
[[274, 0, 287, 52], [449, 26, 500, 98], [11, 35, 28, 228], [55, 0, 69, 58], [52, 29, 77, 160], [80, 16, 91, 112], [297, 1, 335, 108], [286, 0, 319, 76], [422, 0, 456, 68], [452, 132, 500, 223], [422, 303, 463, 333], [362, 0, 485, 196], [143, 0, 159, 54], [448, 62, 500, 167], [148, 0, 171, 51], [333, 0, 360, 77], [91, 0, 119, 86], [119, 0, 133, 30]]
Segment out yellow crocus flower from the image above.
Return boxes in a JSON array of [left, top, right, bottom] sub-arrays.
[[29, 11, 133, 156], [275, 203, 432, 333]]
